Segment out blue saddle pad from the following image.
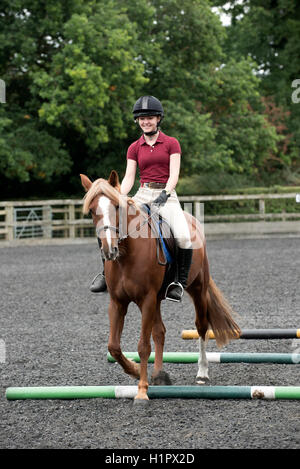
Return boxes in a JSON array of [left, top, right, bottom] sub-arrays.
[[141, 204, 173, 264]]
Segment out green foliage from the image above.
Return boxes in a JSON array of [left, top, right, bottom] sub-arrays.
[[32, 2, 148, 147], [0, 109, 71, 182], [215, 0, 300, 177], [0, 0, 298, 198], [0, 0, 79, 187]]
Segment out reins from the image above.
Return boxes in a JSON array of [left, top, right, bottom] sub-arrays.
[[118, 205, 160, 243]]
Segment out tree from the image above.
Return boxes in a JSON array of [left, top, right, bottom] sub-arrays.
[[0, 0, 284, 198], [0, 0, 81, 188], [214, 0, 300, 178], [126, 0, 279, 177]]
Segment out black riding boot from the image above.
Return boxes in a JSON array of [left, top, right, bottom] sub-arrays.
[[165, 248, 193, 302], [90, 239, 107, 293], [90, 269, 107, 292]]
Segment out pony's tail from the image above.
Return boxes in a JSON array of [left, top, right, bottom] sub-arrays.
[[206, 277, 241, 348]]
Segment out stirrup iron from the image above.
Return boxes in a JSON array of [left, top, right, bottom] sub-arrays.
[[165, 281, 184, 302]]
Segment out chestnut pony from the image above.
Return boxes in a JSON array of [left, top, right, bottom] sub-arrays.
[[81, 171, 240, 402]]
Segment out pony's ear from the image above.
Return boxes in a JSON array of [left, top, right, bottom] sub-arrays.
[[108, 170, 121, 191], [80, 174, 92, 192]]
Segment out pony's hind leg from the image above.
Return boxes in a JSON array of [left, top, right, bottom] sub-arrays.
[[151, 301, 172, 386], [187, 277, 210, 384], [197, 337, 209, 384]]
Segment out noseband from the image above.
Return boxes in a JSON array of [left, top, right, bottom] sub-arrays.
[[96, 224, 119, 240], [97, 225, 119, 234]]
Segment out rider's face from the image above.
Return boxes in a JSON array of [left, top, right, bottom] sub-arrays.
[[138, 115, 160, 133]]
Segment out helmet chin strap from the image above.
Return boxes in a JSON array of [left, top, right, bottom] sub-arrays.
[[143, 128, 159, 137]]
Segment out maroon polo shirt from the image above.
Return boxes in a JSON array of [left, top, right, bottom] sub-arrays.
[[126, 131, 181, 184]]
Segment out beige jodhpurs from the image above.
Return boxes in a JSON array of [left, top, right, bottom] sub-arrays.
[[133, 186, 192, 249]]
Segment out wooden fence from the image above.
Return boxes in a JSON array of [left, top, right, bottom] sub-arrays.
[[0, 193, 299, 245], [179, 192, 300, 238]]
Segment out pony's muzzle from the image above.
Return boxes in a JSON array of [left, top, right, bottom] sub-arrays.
[[101, 245, 119, 261]]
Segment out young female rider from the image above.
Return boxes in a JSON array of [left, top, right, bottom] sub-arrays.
[[90, 95, 193, 302]]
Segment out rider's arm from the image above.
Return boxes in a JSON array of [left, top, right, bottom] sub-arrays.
[[121, 159, 137, 195], [165, 153, 181, 194]]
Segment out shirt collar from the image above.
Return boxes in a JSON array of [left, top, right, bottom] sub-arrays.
[[138, 131, 165, 146]]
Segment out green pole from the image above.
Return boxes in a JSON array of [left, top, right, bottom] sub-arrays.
[[5, 385, 300, 400], [147, 385, 252, 399], [220, 353, 299, 364], [6, 386, 116, 400], [107, 351, 200, 363], [274, 386, 300, 399], [107, 351, 300, 364]]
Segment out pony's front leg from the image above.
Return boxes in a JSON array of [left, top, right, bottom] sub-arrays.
[[107, 299, 140, 380], [196, 337, 209, 384], [135, 294, 156, 402], [151, 302, 172, 385]]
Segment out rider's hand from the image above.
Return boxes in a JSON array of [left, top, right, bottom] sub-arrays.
[[152, 190, 170, 207]]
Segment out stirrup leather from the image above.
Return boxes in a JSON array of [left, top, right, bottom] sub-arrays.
[[165, 281, 184, 302]]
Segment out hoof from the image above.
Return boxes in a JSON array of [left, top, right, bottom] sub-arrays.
[[151, 370, 172, 386], [133, 397, 150, 406], [196, 376, 210, 385]]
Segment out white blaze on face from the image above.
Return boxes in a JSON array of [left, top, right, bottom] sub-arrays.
[[98, 196, 112, 251]]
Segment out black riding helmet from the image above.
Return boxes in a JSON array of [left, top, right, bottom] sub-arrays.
[[133, 96, 164, 135], [133, 95, 164, 119]]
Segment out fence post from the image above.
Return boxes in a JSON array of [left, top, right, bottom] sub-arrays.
[[259, 199, 265, 219], [68, 203, 75, 239], [282, 208, 286, 221], [42, 205, 52, 238], [6, 204, 14, 241]]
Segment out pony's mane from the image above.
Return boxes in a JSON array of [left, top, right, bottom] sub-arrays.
[[82, 178, 136, 214]]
